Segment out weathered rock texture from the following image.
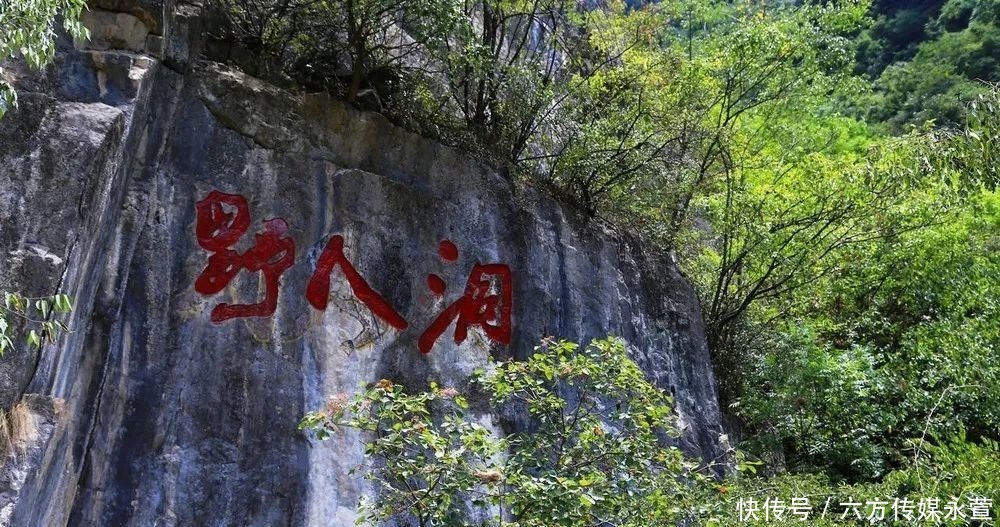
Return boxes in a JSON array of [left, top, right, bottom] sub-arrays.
[[0, 2, 724, 525]]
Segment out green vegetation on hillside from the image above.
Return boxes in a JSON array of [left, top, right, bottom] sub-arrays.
[[852, 0, 1000, 131]]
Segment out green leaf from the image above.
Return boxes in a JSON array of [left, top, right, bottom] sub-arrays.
[[27, 329, 41, 348]]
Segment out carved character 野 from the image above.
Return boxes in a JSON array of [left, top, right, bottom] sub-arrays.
[[193, 190, 295, 323]]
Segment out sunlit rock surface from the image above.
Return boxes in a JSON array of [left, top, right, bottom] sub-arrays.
[[0, 2, 724, 525]]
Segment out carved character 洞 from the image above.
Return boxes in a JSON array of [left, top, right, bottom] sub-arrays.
[[418, 240, 512, 353]]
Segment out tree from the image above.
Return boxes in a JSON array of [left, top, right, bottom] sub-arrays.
[[0, 0, 89, 118], [300, 338, 703, 526], [850, 0, 1000, 132], [522, 1, 686, 215], [422, 0, 576, 162], [529, 0, 871, 226], [711, 90, 1000, 480], [221, 0, 462, 104]]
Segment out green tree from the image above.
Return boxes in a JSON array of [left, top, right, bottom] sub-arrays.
[[221, 0, 462, 103], [716, 91, 1000, 480], [300, 338, 702, 526], [0, 0, 89, 118], [851, 0, 1000, 132]]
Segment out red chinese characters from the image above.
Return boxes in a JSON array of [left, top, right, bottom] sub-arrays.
[[305, 235, 408, 331], [194, 191, 295, 323], [192, 190, 514, 353], [418, 262, 513, 354]]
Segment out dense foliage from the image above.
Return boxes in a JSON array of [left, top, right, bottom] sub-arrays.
[[707, 87, 999, 483], [853, 0, 1000, 131], [301, 339, 709, 526]]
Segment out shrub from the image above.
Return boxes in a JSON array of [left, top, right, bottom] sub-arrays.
[[300, 337, 705, 526]]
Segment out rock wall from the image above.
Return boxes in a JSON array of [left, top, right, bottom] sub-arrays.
[[0, 3, 725, 525]]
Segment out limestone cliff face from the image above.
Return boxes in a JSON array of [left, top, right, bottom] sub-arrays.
[[0, 2, 724, 525]]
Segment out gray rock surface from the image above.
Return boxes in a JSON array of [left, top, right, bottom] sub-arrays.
[[0, 3, 725, 525]]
